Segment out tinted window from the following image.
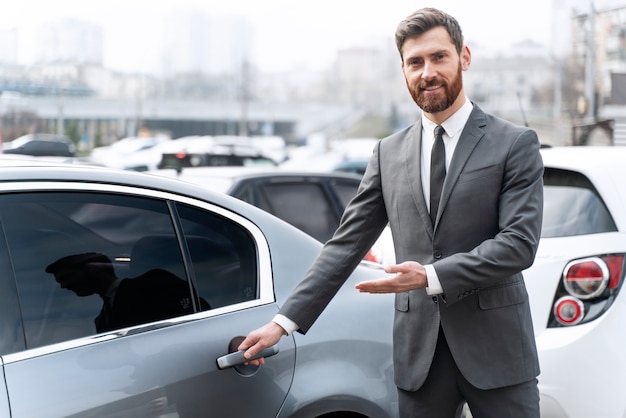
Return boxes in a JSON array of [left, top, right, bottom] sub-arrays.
[[257, 182, 339, 242], [332, 179, 360, 208], [176, 203, 258, 308], [542, 168, 617, 237], [0, 191, 258, 352]]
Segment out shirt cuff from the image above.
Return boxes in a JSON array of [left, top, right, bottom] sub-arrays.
[[425, 264, 444, 295], [272, 314, 299, 336]]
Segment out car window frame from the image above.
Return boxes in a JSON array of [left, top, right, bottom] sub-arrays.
[[0, 180, 274, 364]]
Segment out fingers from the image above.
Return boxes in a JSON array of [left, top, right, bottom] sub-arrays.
[[355, 279, 393, 293], [356, 261, 427, 293], [384, 261, 418, 274], [237, 322, 285, 362]]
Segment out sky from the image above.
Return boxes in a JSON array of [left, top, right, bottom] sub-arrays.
[[0, 0, 554, 74]]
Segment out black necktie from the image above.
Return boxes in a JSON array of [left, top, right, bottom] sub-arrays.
[[430, 125, 446, 225]]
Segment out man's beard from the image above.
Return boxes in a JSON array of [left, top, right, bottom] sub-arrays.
[[407, 64, 463, 113]]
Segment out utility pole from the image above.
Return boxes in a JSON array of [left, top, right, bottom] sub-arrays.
[[584, 1, 596, 123], [239, 60, 249, 137]]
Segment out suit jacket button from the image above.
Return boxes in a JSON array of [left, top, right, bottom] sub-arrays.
[[434, 252, 442, 259]]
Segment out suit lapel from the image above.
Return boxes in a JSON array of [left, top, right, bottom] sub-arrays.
[[438, 106, 488, 220], [403, 118, 434, 234]]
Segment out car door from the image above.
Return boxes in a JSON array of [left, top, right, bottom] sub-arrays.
[[0, 185, 295, 418]]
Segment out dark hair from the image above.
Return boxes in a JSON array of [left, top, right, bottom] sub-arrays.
[[395, 8, 464, 57]]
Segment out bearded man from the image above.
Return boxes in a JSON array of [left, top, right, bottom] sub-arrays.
[[238, 7, 544, 418]]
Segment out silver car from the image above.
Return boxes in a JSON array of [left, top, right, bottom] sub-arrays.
[[0, 159, 397, 418]]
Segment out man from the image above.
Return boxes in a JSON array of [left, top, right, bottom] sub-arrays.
[[239, 7, 543, 417]]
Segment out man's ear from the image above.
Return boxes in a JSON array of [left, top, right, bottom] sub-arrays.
[[461, 45, 471, 71]]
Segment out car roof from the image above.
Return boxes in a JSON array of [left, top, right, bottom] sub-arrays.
[[540, 146, 626, 171], [0, 158, 256, 213]]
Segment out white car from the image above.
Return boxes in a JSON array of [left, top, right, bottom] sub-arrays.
[[525, 146, 626, 418]]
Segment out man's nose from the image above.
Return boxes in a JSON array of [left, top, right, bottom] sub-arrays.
[[422, 62, 437, 80]]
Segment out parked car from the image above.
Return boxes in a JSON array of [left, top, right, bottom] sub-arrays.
[[157, 135, 282, 171], [88, 135, 172, 171], [281, 138, 377, 176], [332, 158, 369, 176], [0, 158, 397, 418], [2, 133, 75, 157], [149, 166, 396, 265], [524, 146, 626, 418]]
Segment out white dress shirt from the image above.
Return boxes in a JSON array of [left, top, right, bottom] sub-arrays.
[[422, 99, 473, 295]]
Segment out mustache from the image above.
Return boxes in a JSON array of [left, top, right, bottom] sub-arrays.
[[418, 79, 445, 90]]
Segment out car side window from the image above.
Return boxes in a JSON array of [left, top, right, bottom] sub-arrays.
[[0, 192, 192, 350], [257, 182, 339, 243], [175, 203, 258, 309]]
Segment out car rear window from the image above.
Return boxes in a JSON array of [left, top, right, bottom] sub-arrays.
[[542, 168, 617, 238]]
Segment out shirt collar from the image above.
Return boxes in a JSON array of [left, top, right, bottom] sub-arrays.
[[421, 98, 473, 140]]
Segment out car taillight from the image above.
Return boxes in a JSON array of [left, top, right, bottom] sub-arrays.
[[553, 296, 585, 326], [549, 254, 625, 327], [364, 246, 383, 264], [563, 257, 609, 299]]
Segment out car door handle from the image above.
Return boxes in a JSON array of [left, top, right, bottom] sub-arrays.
[[216, 345, 279, 370]]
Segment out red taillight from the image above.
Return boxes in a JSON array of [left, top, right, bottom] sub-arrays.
[[563, 257, 609, 299], [175, 152, 187, 159], [603, 255, 624, 289], [364, 246, 383, 264], [553, 296, 585, 326], [549, 254, 625, 328]]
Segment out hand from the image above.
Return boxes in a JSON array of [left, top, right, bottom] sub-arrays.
[[237, 321, 286, 366], [355, 261, 428, 293]]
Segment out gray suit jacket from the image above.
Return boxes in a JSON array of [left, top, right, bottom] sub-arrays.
[[279, 104, 544, 392]]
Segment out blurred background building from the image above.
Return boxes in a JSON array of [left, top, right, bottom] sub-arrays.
[[0, 0, 625, 150]]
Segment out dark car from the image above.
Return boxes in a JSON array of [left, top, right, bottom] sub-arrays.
[[158, 151, 276, 170], [157, 137, 278, 170], [3, 133, 76, 157], [0, 158, 397, 417]]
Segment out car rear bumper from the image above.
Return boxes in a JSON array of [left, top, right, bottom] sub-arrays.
[[536, 298, 626, 418]]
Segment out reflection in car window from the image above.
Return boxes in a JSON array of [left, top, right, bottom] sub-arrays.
[[0, 191, 258, 352], [542, 168, 617, 237], [0, 192, 185, 349]]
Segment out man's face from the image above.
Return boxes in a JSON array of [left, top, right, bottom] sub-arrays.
[[401, 26, 470, 120]]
